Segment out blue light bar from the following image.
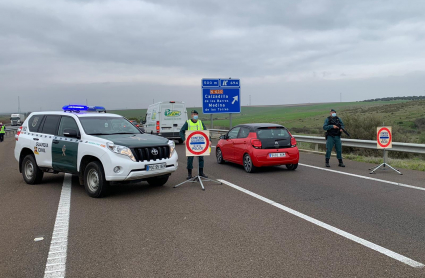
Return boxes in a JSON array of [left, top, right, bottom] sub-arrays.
[[63, 105, 88, 111], [87, 106, 106, 112]]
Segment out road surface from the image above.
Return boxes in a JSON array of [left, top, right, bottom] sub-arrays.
[[1, 136, 425, 277]]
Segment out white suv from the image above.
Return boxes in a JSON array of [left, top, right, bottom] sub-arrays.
[[15, 106, 178, 197]]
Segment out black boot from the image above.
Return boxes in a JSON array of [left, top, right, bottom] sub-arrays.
[[187, 169, 193, 180], [338, 159, 345, 167], [325, 158, 330, 167], [199, 168, 208, 178]]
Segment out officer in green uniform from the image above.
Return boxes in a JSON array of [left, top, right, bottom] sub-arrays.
[[179, 110, 208, 179], [323, 109, 345, 168], [0, 122, 5, 142]]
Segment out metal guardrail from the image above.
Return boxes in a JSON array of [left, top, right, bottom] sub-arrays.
[[209, 129, 425, 154], [293, 135, 425, 154], [4, 128, 18, 137]]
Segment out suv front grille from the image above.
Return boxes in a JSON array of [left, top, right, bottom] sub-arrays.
[[132, 146, 170, 162]]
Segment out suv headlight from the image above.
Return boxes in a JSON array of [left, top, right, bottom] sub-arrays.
[[168, 140, 176, 158], [106, 142, 136, 162]]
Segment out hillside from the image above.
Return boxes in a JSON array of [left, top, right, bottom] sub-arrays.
[[110, 100, 409, 130]]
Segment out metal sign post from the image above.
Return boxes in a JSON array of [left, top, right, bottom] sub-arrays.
[[202, 78, 241, 130], [210, 114, 213, 129], [370, 126, 402, 175], [174, 130, 222, 190]]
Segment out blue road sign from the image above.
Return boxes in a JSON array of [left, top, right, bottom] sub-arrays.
[[202, 78, 241, 114]]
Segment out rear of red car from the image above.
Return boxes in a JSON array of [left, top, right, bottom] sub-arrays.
[[248, 126, 299, 167]]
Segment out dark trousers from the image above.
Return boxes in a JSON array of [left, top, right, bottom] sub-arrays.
[[0, 133, 4, 142], [187, 156, 204, 170], [326, 136, 342, 159]]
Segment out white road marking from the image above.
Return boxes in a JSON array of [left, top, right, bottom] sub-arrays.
[[218, 179, 425, 268], [44, 174, 72, 278], [299, 163, 425, 192]]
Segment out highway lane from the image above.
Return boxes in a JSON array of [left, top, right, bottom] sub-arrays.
[[0, 137, 63, 278], [1, 138, 425, 277]]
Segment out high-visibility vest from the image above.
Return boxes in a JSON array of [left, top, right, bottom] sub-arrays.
[[0, 125, 5, 134], [187, 120, 204, 131]]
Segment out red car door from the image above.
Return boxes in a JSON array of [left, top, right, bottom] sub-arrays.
[[221, 127, 240, 162], [232, 127, 250, 164]]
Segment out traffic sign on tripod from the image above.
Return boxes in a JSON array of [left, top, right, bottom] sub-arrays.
[[370, 126, 401, 175], [185, 130, 211, 157], [377, 126, 392, 149], [202, 78, 240, 114], [174, 130, 221, 190]]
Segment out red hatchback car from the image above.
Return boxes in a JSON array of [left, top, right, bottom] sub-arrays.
[[216, 124, 299, 173]]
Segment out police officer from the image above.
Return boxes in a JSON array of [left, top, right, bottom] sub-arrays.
[[0, 122, 5, 142], [179, 110, 208, 179], [323, 109, 345, 167]]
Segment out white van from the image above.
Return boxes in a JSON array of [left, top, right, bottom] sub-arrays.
[[144, 101, 188, 143]]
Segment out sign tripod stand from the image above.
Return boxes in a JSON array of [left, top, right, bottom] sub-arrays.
[[174, 163, 222, 191], [369, 149, 402, 175]]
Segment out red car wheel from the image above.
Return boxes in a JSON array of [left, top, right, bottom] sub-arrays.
[[243, 153, 256, 173], [216, 148, 225, 164]]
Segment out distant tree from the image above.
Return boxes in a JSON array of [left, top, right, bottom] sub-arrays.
[[362, 96, 425, 102]]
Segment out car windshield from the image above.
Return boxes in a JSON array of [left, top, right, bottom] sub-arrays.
[[79, 116, 141, 135], [256, 128, 290, 139], [11, 117, 20, 120]]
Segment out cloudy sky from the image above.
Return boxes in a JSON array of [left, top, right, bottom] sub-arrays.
[[1, 0, 425, 112]]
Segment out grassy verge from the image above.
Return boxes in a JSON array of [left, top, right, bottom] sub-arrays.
[[297, 142, 425, 172], [344, 154, 425, 172]]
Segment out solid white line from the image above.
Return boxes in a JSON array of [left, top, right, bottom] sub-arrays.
[[299, 163, 425, 192], [44, 174, 72, 278], [218, 179, 425, 268]]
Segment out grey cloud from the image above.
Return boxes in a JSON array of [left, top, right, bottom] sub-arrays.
[[1, 0, 425, 112]]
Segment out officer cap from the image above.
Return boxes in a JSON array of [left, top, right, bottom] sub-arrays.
[[191, 110, 199, 114], [330, 109, 336, 112]]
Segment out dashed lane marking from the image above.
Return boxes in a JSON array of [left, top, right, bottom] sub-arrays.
[[299, 163, 425, 192], [218, 179, 425, 268], [43, 173, 72, 278]]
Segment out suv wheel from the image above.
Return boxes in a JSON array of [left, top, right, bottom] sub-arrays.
[[243, 153, 256, 173], [216, 148, 225, 164], [147, 175, 169, 186], [84, 161, 108, 198], [286, 164, 298, 170], [22, 154, 44, 184]]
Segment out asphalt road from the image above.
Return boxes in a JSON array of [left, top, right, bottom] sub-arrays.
[[1, 137, 425, 277]]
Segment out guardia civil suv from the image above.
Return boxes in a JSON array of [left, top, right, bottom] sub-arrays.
[[14, 105, 178, 198]]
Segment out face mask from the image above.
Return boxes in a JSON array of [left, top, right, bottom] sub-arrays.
[[193, 115, 199, 120], [332, 113, 337, 117]]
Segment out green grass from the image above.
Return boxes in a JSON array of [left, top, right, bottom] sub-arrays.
[[344, 155, 425, 172], [110, 100, 409, 130]]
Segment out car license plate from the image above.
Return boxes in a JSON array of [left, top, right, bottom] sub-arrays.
[[146, 163, 166, 171], [269, 153, 286, 158]]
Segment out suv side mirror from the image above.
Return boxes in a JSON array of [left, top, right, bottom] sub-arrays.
[[219, 135, 227, 140], [63, 128, 80, 139]]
